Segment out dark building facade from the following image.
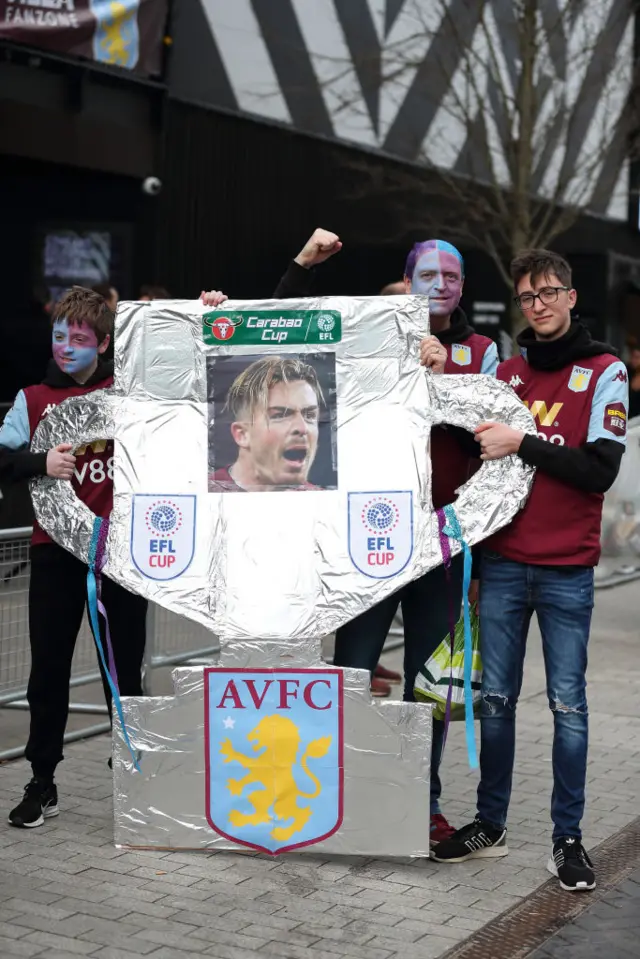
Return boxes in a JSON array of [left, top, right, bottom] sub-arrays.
[[0, 2, 168, 526], [2, 1, 640, 385]]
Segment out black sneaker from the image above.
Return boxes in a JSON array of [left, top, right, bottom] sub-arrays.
[[8, 778, 59, 828], [431, 817, 508, 863], [547, 837, 596, 891]]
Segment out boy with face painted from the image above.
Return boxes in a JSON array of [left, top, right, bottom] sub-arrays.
[[0, 286, 148, 829], [234, 233, 498, 845]]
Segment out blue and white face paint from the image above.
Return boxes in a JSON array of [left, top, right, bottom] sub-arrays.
[[52, 319, 100, 378]]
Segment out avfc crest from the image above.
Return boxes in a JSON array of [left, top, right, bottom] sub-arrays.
[[204, 669, 344, 855], [568, 365, 593, 393], [451, 344, 471, 366]]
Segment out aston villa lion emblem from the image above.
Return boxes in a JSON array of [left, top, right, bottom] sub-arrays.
[[451, 343, 471, 366], [204, 669, 344, 854]]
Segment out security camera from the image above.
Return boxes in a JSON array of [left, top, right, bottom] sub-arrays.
[[142, 176, 162, 196]]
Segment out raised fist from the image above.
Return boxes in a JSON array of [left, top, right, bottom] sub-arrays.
[[46, 444, 76, 480], [294, 228, 343, 269]]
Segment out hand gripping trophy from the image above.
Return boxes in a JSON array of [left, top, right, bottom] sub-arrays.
[[30, 292, 534, 857]]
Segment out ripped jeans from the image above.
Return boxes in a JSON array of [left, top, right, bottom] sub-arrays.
[[477, 553, 594, 841]]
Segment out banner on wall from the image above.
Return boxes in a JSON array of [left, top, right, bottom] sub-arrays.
[[0, 0, 168, 77]]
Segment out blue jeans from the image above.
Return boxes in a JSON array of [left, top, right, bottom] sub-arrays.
[[477, 553, 594, 840], [334, 554, 463, 815]]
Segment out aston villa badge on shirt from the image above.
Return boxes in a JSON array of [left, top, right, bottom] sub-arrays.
[[568, 365, 593, 393], [451, 344, 471, 366]]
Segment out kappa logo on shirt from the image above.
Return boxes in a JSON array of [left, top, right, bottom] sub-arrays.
[[509, 375, 524, 388], [603, 402, 627, 437], [451, 344, 471, 366], [613, 369, 628, 383], [568, 366, 593, 393]]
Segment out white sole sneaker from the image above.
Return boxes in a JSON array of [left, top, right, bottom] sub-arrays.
[[546, 856, 596, 891], [8, 803, 59, 829], [432, 836, 509, 863]]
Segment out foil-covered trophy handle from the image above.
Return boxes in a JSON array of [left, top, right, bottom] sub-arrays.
[[429, 373, 536, 535], [30, 389, 121, 567]]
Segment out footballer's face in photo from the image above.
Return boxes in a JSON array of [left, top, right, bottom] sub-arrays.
[[231, 379, 320, 486]]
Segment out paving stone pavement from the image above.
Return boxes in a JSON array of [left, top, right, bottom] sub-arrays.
[[528, 868, 640, 959], [0, 583, 639, 959]]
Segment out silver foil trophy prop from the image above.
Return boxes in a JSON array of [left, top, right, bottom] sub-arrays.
[[31, 295, 535, 858]]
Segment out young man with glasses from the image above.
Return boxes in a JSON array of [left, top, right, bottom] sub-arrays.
[[432, 249, 628, 892]]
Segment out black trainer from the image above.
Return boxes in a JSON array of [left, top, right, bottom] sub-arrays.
[[8, 778, 59, 828], [547, 837, 596, 891], [431, 817, 508, 863]]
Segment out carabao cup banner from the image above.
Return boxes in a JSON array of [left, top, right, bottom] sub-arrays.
[[0, 0, 168, 77]]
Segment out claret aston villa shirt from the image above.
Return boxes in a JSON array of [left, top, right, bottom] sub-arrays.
[[489, 352, 628, 566]]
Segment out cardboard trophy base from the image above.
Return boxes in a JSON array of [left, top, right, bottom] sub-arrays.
[[113, 640, 432, 858]]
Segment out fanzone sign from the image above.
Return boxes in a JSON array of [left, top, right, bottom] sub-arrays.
[[204, 668, 344, 855], [0, 0, 168, 77]]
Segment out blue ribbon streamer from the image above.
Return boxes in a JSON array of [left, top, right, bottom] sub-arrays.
[[87, 517, 140, 772], [441, 504, 478, 770]]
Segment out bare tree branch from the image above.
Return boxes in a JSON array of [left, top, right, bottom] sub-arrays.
[[285, 0, 637, 331]]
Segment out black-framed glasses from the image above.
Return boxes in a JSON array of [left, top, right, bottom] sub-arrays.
[[514, 286, 569, 310]]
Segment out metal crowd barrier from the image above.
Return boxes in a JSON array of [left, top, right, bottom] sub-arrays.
[[0, 527, 219, 761], [596, 416, 640, 587]]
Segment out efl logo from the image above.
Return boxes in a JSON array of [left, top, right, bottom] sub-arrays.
[[348, 492, 413, 579], [130, 495, 196, 580], [204, 668, 343, 855]]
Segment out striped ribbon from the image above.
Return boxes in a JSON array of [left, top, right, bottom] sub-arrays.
[[437, 504, 478, 770], [87, 517, 140, 771], [436, 509, 455, 744]]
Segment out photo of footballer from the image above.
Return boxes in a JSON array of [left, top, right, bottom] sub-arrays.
[[207, 353, 337, 492]]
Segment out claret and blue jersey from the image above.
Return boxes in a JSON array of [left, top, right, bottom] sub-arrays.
[[491, 353, 629, 566]]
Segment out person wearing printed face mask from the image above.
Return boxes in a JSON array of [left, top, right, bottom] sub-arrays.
[[332, 240, 499, 847], [0, 286, 151, 830]]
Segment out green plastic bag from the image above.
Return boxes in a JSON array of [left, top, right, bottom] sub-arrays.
[[414, 607, 482, 721]]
